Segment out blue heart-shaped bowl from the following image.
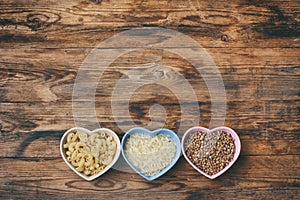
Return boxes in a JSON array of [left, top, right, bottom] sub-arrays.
[[121, 127, 181, 181]]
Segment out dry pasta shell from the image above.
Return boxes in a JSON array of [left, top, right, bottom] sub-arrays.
[[60, 127, 121, 181]]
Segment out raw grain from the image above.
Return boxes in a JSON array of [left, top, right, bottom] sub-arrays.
[[185, 131, 235, 176]]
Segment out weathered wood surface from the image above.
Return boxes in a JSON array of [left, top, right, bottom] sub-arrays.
[[0, 0, 299, 199]]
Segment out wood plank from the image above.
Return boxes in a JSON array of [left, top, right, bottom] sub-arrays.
[[0, 99, 299, 134], [0, 48, 299, 103], [0, 156, 299, 199], [0, 0, 299, 48], [0, 48, 299, 67]]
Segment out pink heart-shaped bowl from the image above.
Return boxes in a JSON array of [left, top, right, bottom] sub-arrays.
[[181, 126, 241, 179], [60, 127, 121, 181]]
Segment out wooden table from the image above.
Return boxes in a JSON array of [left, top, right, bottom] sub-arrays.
[[0, 0, 299, 199]]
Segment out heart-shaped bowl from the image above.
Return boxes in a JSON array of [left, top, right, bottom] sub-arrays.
[[181, 126, 241, 179], [60, 127, 121, 181], [121, 127, 181, 181]]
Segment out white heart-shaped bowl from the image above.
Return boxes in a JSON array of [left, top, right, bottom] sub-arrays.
[[181, 126, 241, 179], [121, 127, 181, 181], [60, 127, 121, 181]]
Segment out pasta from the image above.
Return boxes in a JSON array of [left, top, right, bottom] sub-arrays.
[[124, 133, 176, 176], [63, 130, 117, 176]]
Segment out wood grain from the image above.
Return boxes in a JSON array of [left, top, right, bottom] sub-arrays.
[[0, 0, 299, 199]]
